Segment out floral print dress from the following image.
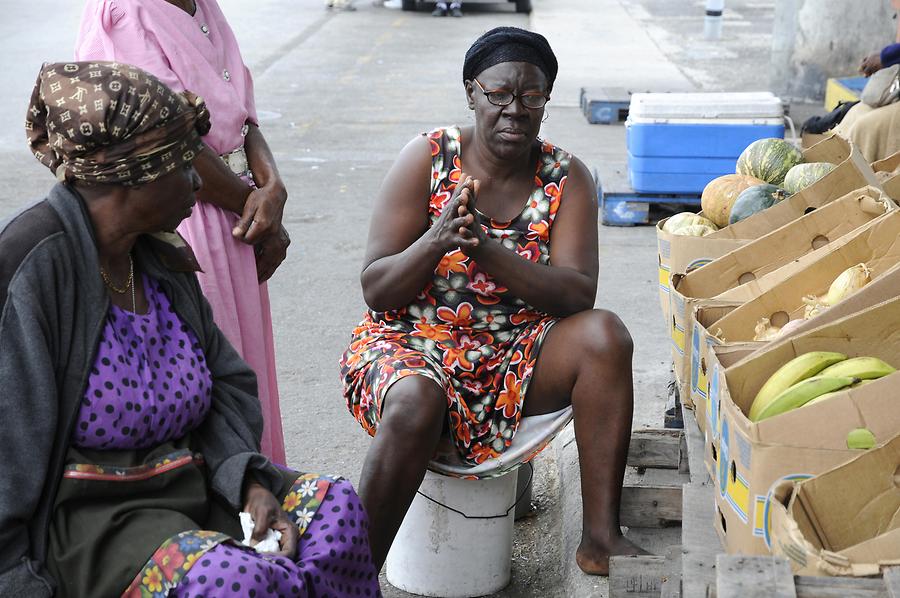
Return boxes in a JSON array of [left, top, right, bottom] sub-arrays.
[[340, 126, 571, 468]]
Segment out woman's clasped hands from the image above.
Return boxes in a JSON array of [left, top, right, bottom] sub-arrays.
[[432, 173, 486, 255], [232, 181, 291, 283]]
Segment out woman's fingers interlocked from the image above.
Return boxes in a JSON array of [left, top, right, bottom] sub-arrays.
[[432, 174, 480, 252]]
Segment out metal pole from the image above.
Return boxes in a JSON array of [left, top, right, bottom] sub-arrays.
[[704, 0, 724, 40]]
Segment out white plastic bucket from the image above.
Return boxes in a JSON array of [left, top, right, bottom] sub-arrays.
[[385, 470, 518, 597]]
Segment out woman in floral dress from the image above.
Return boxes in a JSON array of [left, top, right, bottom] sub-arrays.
[[340, 27, 646, 575]]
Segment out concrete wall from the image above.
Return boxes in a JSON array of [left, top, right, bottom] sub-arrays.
[[770, 0, 898, 102]]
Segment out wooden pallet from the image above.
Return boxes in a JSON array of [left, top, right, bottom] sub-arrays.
[[579, 86, 631, 124], [609, 403, 900, 598], [593, 168, 701, 227], [600, 192, 701, 226]]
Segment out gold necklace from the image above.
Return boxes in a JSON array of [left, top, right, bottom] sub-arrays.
[[100, 255, 134, 295]]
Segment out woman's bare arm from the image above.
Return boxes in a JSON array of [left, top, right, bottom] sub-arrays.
[[361, 135, 478, 312]]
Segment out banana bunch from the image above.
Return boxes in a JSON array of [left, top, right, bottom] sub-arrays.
[[747, 353, 896, 422]]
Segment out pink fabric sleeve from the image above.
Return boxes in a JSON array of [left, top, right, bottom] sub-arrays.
[[75, 0, 184, 94]]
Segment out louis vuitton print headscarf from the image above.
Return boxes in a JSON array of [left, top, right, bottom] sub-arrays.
[[26, 61, 210, 187]]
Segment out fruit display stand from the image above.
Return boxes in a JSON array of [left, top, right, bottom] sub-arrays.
[[608, 401, 900, 598]]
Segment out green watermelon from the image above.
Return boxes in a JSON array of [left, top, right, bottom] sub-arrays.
[[736, 138, 803, 186], [783, 162, 836, 195], [729, 184, 787, 224]]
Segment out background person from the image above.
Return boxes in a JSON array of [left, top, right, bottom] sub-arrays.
[[340, 27, 647, 575], [432, 1, 463, 17], [76, 0, 290, 464], [0, 62, 379, 598], [834, 7, 900, 162]]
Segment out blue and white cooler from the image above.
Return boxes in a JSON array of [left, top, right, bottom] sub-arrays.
[[626, 92, 785, 194]]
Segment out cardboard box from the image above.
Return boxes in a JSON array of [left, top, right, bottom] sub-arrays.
[[711, 210, 900, 347], [684, 301, 742, 430], [768, 432, 900, 576], [710, 295, 900, 554], [670, 186, 894, 405], [660, 135, 881, 363], [703, 340, 758, 481], [740, 261, 900, 359], [704, 257, 900, 451], [801, 132, 829, 149], [873, 151, 900, 201], [656, 219, 747, 330]]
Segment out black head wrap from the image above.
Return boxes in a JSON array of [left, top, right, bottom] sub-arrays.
[[463, 27, 558, 89]]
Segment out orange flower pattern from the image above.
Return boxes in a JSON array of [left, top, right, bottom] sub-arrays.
[[340, 126, 570, 467]]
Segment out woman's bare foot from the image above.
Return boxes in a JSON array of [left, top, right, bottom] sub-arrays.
[[576, 534, 650, 576]]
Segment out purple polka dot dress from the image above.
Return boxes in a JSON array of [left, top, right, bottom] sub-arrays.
[[71, 276, 381, 598], [75, 275, 212, 451]]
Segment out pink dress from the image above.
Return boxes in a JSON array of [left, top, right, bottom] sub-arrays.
[[75, 0, 286, 464]]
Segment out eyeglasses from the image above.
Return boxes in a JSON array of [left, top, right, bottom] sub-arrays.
[[473, 79, 549, 109]]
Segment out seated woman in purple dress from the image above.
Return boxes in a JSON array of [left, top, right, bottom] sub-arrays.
[[0, 62, 380, 598]]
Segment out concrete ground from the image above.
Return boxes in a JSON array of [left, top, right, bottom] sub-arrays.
[[0, 0, 816, 596]]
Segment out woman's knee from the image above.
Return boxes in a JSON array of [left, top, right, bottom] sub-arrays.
[[379, 375, 447, 439], [576, 309, 633, 360]]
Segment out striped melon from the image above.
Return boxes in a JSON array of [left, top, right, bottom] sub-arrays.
[[701, 174, 767, 228], [783, 162, 836, 195], [736, 138, 803, 186]]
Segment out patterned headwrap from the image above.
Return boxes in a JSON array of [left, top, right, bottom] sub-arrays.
[[26, 61, 211, 187], [462, 27, 558, 88]]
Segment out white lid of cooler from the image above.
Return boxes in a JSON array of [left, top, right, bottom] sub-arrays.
[[627, 91, 784, 121]]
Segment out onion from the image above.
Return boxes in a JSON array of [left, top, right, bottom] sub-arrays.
[[822, 263, 871, 306], [777, 318, 806, 338], [753, 317, 782, 341], [801, 295, 827, 320]]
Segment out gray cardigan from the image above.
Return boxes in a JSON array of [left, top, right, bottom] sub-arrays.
[[0, 184, 284, 596]]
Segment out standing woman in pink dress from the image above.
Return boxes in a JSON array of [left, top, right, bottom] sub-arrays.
[[76, 0, 289, 463]]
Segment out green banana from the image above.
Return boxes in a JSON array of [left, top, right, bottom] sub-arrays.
[[818, 356, 896, 380], [754, 375, 857, 422], [802, 389, 844, 408], [748, 351, 847, 420], [801, 372, 885, 409]]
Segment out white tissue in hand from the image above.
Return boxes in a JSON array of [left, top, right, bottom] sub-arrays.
[[239, 512, 282, 553]]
